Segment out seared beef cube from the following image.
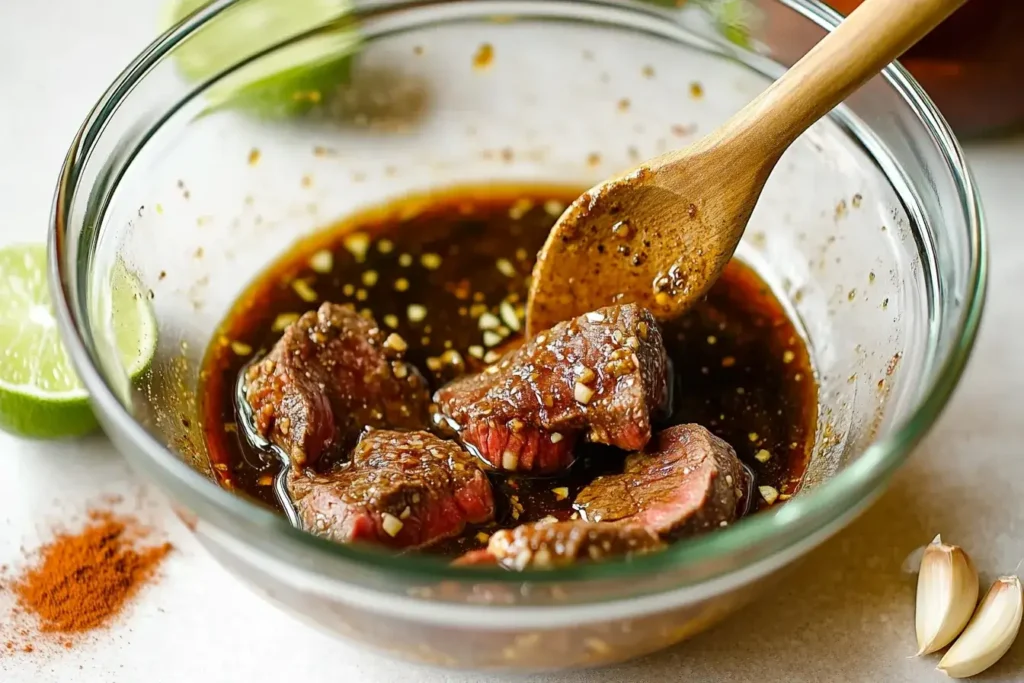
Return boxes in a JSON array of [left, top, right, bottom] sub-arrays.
[[435, 304, 669, 473], [574, 424, 749, 536], [453, 520, 664, 570], [244, 302, 430, 468], [288, 430, 494, 548]]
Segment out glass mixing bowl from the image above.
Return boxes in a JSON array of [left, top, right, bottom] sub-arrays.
[[49, 0, 985, 670]]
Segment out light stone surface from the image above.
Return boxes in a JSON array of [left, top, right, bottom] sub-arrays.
[[1, 1, 1021, 681]]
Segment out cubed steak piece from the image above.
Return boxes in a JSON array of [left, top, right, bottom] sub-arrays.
[[434, 303, 669, 474], [574, 424, 749, 537], [287, 430, 494, 548], [453, 520, 664, 570], [243, 302, 430, 468]]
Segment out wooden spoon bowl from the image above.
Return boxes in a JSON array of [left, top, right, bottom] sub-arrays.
[[526, 0, 969, 336]]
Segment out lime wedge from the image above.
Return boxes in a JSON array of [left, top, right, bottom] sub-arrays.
[[162, 0, 360, 118], [0, 245, 156, 439]]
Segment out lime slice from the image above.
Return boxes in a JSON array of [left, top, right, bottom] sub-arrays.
[[162, 0, 360, 118], [0, 245, 156, 439]]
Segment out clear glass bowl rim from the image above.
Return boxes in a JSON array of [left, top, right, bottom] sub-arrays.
[[48, 0, 987, 586]]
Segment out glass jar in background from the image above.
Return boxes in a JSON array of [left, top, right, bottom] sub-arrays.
[[826, 0, 1024, 137]]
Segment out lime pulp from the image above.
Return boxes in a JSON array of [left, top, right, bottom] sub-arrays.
[[0, 245, 156, 439]]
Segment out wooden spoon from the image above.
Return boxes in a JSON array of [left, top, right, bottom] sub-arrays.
[[526, 0, 968, 335]]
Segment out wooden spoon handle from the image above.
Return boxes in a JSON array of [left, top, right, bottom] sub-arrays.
[[716, 0, 969, 155]]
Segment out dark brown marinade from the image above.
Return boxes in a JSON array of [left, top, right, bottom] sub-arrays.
[[199, 184, 817, 556]]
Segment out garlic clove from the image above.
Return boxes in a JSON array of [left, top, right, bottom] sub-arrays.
[[916, 535, 980, 655], [938, 575, 1023, 679]]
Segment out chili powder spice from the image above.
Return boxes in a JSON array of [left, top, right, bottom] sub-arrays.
[[11, 510, 172, 635]]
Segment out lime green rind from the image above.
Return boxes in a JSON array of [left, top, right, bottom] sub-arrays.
[[203, 34, 360, 119], [0, 244, 157, 440], [0, 391, 98, 440], [162, 0, 361, 119]]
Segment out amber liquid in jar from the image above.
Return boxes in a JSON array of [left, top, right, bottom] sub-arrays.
[[827, 0, 1024, 136]]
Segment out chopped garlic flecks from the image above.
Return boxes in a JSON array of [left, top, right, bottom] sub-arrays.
[[407, 304, 427, 323], [759, 486, 779, 505], [343, 232, 370, 261], [382, 513, 403, 537], [308, 249, 333, 273]]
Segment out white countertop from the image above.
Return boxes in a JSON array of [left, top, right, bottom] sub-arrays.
[[2, 2, 1023, 681]]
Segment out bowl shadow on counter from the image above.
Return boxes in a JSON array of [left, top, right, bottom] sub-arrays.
[[592, 449, 1024, 682]]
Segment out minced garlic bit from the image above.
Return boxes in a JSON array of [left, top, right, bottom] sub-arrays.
[[483, 350, 501, 364], [754, 449, 772, 463], [420, 253, 442, 270], [272, 312, 300, 332], [496, 258, 516, 278], [292, 278, 318, 303], [425, 356, 442, 372], [476, 531, 491, 543], [383, 333, 408, 353], [575, 365, 596, 385], [706, 335, 717, 345], [394, 278, 409, 292], [782, 350, 795, 364], [467, 345, 484, 359], [552, 486, 568, 500], [574, 382, 595, 405], [398, 253, 413, 267], [550, 432, 563, 444], [759, 485, 780, 505], [342, 284, 355, 297], [585, 311, 605, 322], [382, 513, 404, 537], [508, 198, 533, 220], [499, 300, 520, 332], [543, 199, 565, 217], [407, 304, 427, 323], [377, 238, 394, 254], [502, 450, 518, 471], [478, 312, 500, 330], [483, 330, 503, 347], [748, 432, 759, 442], [383, 314, 399, 329], [440, 349, 464, 368], [247, 148, 261, 166], [230, 341, 252, 356], [343, 232, 370, 262], [361, 270, 379, 287]]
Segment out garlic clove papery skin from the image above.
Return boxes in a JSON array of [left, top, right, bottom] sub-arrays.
[[938, 575, 1023, 679], [916, 535, 980, 655]]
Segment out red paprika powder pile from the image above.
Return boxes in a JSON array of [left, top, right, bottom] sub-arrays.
[[2, 508, 172, 650]]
